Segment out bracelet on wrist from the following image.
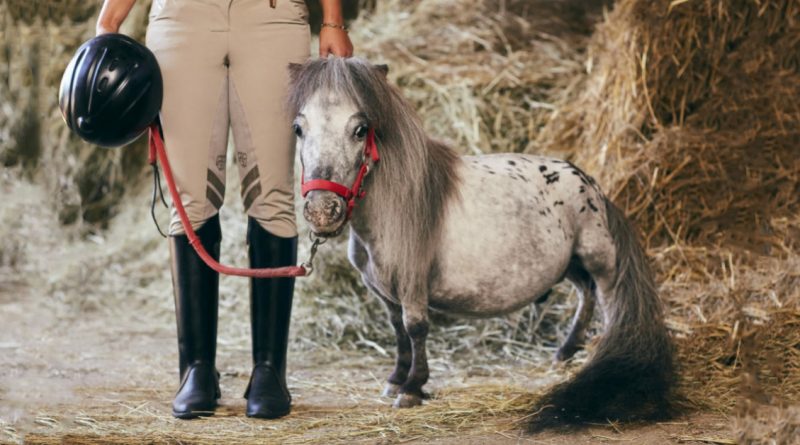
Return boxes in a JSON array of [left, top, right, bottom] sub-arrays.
[[321, 22, 348, 32]]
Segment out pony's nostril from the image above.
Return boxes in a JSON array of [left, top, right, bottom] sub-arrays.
[[330, 200, 343, 219], [325, 199, 344, 220]]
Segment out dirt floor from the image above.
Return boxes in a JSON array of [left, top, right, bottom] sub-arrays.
[[0, 173, 737, 445], [0, 295, 732, 444]]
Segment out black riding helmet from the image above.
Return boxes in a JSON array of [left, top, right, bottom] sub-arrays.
[[59, 33, 162, 148]]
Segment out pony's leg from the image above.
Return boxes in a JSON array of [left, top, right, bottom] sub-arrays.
[[557, 261, 597, 362], [393, 305, 430, 408], [379, 296, 412, 398], [573, 227, 617, 331]]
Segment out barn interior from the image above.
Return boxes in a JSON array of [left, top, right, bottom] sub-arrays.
[[1, 0, 798, 443]]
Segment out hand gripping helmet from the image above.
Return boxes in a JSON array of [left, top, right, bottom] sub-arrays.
[[59, 33, 163, 148]]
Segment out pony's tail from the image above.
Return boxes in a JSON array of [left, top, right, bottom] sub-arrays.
[[528, 198, 675, 432]]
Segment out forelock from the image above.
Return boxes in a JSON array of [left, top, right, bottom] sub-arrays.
[[287, 57, 393, 130]]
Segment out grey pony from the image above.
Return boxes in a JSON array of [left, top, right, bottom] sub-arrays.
[[287, 57, 674, 430]]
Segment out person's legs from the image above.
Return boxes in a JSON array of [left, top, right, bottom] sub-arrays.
[[227, 0, 310, 418], [146, 0, 230, 418]]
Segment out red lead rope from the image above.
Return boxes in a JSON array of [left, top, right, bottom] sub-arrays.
[[148, 122, 308, 278]]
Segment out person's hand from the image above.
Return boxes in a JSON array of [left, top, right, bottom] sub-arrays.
[[319, 26, 353, 57], [96, 0, 136, 35]]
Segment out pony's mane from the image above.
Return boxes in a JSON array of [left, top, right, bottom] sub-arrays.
[[288, 57, 460, 294]]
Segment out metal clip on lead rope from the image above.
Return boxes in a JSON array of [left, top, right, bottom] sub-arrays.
[[300, 233, 327, 276]]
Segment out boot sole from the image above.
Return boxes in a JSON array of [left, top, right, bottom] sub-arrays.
[[172, 409, 215, 420], [172, 409, 216, 419], [245, 407, 290, 419]]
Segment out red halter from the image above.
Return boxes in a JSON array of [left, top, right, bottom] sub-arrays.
[[300, 127, 380, 219]]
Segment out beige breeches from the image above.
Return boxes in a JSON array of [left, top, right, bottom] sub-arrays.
[[146, 0, 310, 237]]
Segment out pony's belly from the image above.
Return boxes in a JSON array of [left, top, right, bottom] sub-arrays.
[[428, 279, 555, 317], [429, 241, 569, 317]]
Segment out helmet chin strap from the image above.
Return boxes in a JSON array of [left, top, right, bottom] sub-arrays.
[[300, 127, 380, 220]]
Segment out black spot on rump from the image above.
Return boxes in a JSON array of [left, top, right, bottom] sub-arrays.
[[539, 165, 547, 172], [587, 198, 599, 212], [543, 171, 560, 184], [508, 160, 516, 166], [566, 161, 597, 186], [553, 200, 564, 206], [572, 170, 589, 185]]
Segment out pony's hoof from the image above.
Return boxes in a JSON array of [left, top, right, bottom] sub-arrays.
[[392, 393, 422, 408], [382, 383, 401, 398]]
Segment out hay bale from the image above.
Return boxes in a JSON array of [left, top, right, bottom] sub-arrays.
[[350, 0, 597, 153], [540, 0, 800, 253]]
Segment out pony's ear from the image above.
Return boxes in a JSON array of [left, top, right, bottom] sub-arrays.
[[287, 62, 304, 84], [374, 64, 389, 78]]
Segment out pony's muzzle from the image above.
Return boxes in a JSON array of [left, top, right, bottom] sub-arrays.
[[303, 191, 347, 236]]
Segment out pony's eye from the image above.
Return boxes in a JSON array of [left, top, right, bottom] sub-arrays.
[[354, 125, 368, 139], [292, 123, 303, 137]]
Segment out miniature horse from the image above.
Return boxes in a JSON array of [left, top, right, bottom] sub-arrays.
[[288, 58, 673, 430]]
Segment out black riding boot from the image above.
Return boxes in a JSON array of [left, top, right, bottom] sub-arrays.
[[169, 214, 222, 419], [244, 218, 297, 419]]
